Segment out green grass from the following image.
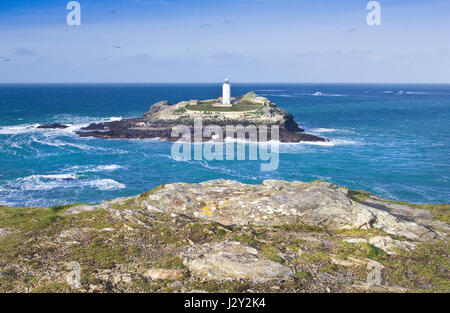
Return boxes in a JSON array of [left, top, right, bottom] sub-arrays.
[[348, 189, 373, 202], [69, 237, 129, 270], [186, 101, 263, 112], [31, 282, 72, 293], [277, 224, 326, 233], [366, 243, 384, 259], [139, 185, 165, 200], [155, 254, 186, 269], [174, 107, 187, 115], [295, 270, 312, 280], [232, 233, 257, 246], [332, 241, 387, 262], [348, 188, 450, 223], [394, 203, 450, 223], [383, 240, 450, 291], [260, 244, 284, 263], [0, 204, 78, 232], [334, 227, 388, 239], [298, 251, 330, 264]]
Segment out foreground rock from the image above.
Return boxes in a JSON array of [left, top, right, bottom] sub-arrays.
[[136, 179, 439, 241], [182, 241, 293, 282], [0, 180, 448, 293], [0, 228, 12, 238], [76, 92, 325, 143]]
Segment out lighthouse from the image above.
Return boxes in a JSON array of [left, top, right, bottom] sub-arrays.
[[222, 78, 231, 106]]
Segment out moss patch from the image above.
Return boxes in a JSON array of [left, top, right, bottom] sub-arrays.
[[186, 101, 263, 112], [155, 254, 186, 269], [260, 244, 284, 263]]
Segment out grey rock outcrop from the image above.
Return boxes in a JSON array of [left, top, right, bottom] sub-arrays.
[[142, 179, 437, 241], [369, 236, 416, 254], [182, 241, 293, 282], [63, 179, 440, 241], [0, 228, 12, 238]]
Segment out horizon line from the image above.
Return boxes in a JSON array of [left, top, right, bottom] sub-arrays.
[[1, 82, 450, 85]]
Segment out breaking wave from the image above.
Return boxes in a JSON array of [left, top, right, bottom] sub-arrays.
[[308, 128, 355, 134], [302, 92, 346, 97], [0, 116, 122, 135], [5, 173, 125, 192]]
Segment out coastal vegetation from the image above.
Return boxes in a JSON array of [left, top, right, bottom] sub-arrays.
[[186, 100, 263, 112], [0, 180, 448, 293]]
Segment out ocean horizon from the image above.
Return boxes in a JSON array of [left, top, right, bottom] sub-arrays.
[[1, 83, 449, 207]]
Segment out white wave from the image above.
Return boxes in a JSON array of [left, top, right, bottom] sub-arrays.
[[275, 94, 299, 98], [53, 114, 122, 124], [69, 164, 123, 173], [173, 136, 355, 147], [15, 173, 79, 191], [310, 128, 338, 133], [0, 116, 123, 136], [278, 138, 361, 149], [384, 90, 430, 96], [56, 116, 123, 132], [11, 173, 125, 191], [301, 139, 360, 146], [83, 179, 125, 191], [30, 137, 94, 151], [23, 173, 78, 181], [308, 127, 355, 134], [404, 91, 430, 95], [384, 90, 431, 95], [302, 92, 346, 97], [4, 141, 24, 150], [93, 164, 122, 172], [0, 124, 40, 135], [223, 137, 281, 146], [107, 116, 122, 122]]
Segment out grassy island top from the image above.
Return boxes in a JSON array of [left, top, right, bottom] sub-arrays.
[[186, 100, 264, 112], [182, 92, 272, 113]]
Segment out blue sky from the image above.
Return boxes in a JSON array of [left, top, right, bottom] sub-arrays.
[[0, 0, 449, 83]]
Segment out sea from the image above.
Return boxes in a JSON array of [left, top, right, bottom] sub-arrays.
[[0, 83, 449, 207]]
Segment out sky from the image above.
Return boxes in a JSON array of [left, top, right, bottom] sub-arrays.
[[0, 0, 449, 83]]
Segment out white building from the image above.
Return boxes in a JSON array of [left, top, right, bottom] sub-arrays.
[[222, 78, 231, 106]]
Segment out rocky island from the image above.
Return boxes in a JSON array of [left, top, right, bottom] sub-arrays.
[[0, 179, 448, 293], [76, 92, 325, 143]]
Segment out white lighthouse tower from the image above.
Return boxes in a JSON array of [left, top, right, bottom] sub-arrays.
[[222, 78, 231, 106]]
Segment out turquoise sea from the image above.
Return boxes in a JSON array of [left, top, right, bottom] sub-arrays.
[[0, 83, 449, 207]]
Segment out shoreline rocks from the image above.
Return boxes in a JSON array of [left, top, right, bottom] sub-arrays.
[[37, 123, 69, 129]]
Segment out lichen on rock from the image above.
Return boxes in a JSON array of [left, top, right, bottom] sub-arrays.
[[0, 180, 448, 293]]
